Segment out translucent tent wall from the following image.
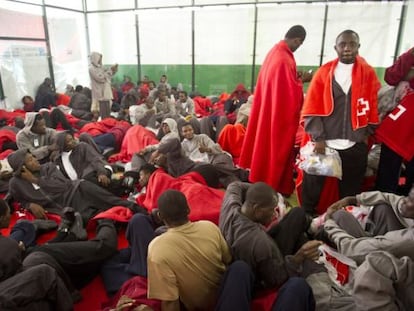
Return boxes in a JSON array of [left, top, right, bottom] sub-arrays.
[[0, 0, 413, 109]]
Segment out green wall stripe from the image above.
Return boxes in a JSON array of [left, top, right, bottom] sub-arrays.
[[111, 64, 387, 96]]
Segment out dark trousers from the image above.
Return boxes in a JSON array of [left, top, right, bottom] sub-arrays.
[[267, 207, 310, 256], [376, 143, 414, 195], [70, 180, 140, 223], [215, 261, 253, 311], [302, 143, 368, 215], [0, 264, 73, 311], [272, 277, 315, 311], [92, 133, 116, 153], [9, 221, 37, 248], [24, 220, 118, 288], [215, 262, 315, 311], [41, 109, 74, 132], [101, 214, 156, 295]]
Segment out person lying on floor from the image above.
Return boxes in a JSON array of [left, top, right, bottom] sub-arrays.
[[0, 199, 73, 311], [322, 187, 414, 311], [325, 183, 414, 238], [53, 131, 112, 188], [7, 148, 147, 242], [219, 181, 320, 310]]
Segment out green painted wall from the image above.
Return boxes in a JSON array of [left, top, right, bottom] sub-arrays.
[[111, 64, 387, 96]]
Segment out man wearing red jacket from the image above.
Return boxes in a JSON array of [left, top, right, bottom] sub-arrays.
[[301, 30, 380, 216]]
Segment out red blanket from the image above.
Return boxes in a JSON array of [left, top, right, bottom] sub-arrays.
[[108, 125, 158, 163], [193, 96, 213, 117], [0, 109, 26, 126], [137, 169, 224, 224], [217, 123, 246, 165], [302, 56, 380, 130], [0, 128, 16, 147], [239, 40, 303, 195], [79, 118, 119, 137], [375, 91, 414, 161]]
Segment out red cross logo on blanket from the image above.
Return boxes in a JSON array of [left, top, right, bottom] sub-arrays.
[[356, 98, 370, 116], [388, 104, 407, 121]]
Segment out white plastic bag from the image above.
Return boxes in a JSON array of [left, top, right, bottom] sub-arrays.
[[299, 142, 342, 179]]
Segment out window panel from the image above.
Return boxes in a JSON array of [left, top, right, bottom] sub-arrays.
[[47, 8, 89, 92], [138, 9, 192, 88], [86, 0, 135, 11], [324, 2, 402, 68], [256, 3, 325, 66], [45, 0, 83, 11], [0, 1, 44, 39], [0, 40, 49, 109], [138, 0, 191, 9]]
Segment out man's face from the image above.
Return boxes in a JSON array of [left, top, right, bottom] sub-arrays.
[[158, 91, 166, 101], [145, 98, 155, 109], [64, 134, 77, 152], [0, 206, 11, 229], [161, 123, 171, 134], [335, 33, 360, 64], [23, 97, 34, 106], [139, 170, 151, 187], [178, 93, 187, 103], [254, 204, 276, 226], [31, 118, 46, 135], [291, 37, 305, 52], [401, 186, 414, 218], [181, 125, 194, 140], [24, 153, 41, 173]]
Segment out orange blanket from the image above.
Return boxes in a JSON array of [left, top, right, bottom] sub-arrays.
[[301, 56, 380, 130]]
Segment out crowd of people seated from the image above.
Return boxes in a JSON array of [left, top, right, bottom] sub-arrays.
[[0, 24, 413, 311]]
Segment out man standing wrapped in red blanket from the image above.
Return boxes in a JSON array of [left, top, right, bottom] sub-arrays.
[[240, 25, 309, 196], [301, 30, 380, 216]]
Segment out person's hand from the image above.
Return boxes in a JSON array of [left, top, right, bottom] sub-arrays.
[[48, 143, 59, 152], [113, 295, 136, 311], [313, 141, 326, 155], [21, 166, 37, 184], [292, 240, 323, 264], [198, 143, 210, 154], [325, 196, 357, 220], [138, 147, 148, 156], [298, 70, 313, 83], [98, 174, 111, 187], [29, 203, 47, 219], [0, 170, 12, 180]]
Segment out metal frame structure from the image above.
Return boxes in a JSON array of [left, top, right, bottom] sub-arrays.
[[0, 0, 409, 98]]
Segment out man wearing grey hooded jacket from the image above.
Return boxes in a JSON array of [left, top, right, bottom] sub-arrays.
[[89, 51, 118, 119]]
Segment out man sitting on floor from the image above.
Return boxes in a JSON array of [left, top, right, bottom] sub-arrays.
[[181, 122, 249, 187], [16, 112, 58, 163], [219, 181, 320, 310]]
